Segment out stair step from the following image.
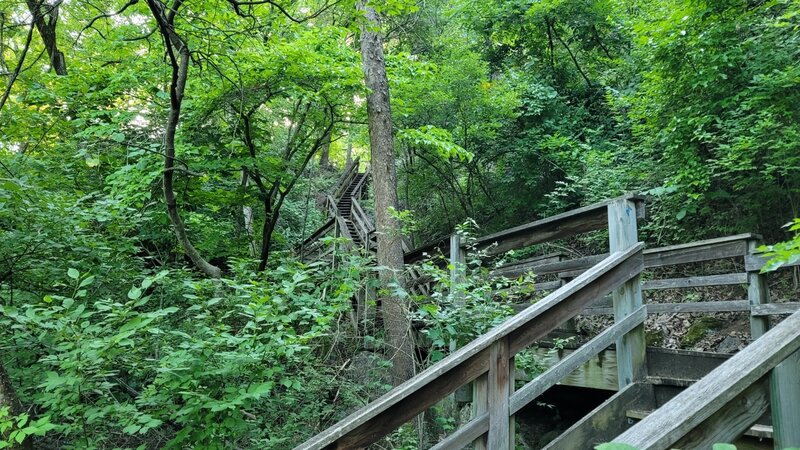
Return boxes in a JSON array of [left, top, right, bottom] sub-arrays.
[[645, 376, 697, 388], [625, 409, 773, 439]]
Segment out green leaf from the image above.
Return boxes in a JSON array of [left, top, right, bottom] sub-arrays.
[[111, 132, 125, 142], [595, 444, 639, 450], [67, 268, 79, 279], [712, 444, 737, 450], [127, 286, 142, 300], [122, 424, 141, 434], [247, 382, 273, 397], [79, 276, 95, 288]]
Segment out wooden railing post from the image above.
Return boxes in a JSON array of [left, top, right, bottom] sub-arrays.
[[450, 233, 466, 349], [608, 198, 646, 388], [487, 338, 513, 449], [747, 239, 770, 339], [747, 239, 800, 448], [472, 373, 488, 450]]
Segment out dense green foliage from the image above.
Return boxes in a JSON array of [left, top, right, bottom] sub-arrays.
[[1, 0, 799, 447]]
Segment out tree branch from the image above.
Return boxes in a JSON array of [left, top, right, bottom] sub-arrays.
[[0, 15, 35, 113]]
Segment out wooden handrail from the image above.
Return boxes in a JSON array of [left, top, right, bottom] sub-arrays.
[[474, 194, 645, 255], [611, 310, 800, 449], [492, 232, 759, 279], [330, 157, 360, 201], [299, 218, 335, 247], [349, 200, 371, 247], [294, 243, 644, 450], [403, 194, 646, 264], [350, 166, 370, 200], [332, 159, 360, 202]]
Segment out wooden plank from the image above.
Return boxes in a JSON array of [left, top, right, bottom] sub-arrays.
[[533, 281, 562, 292], [625, 409, 773, 439], [746, 253, 800, 272], [642, 273, 747, 290], [771, 350, 800, 448], [472, 373, 488, 450], [495, 254, 607, 278], [751, 302, 800, 316], [582, 300, 749, 316], [428, 413, 488, 450], [673, 378, 770, 449], [642, 234, 755, 268], [543, 382, 655, 450], [646, 347, 729, 383], [487, 339, 511, 450], [448, 233, 467, 406], [404, 237, 450, 264], [608, 198, 646, 389], [490, 252, 566, 276], [294, 244, 644, 450], [473, 195, 645, 256], [510, 306, 646, 415], [612, 310, 800, 450], [494, 234, 755, 280], [517, 347, 618, 391], [491, 233, 754, 278]]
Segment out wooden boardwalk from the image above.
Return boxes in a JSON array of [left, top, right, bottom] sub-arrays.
[[298, 180, 800, 450]]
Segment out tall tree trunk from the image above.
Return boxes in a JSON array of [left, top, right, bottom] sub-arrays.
[[359, 3, 415, 386], [346, 128, 353, 166], [240, 170, 257, 257], [25, 0, 66, 75], [146, 0, 222, 278], [318, 128, 332, 169]]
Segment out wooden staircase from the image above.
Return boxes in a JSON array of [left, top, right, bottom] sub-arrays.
[[299, 159, 374, 259], [298, 180, 800, 449]]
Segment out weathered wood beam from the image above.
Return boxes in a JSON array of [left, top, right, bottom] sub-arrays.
[[642, 273, 747, 290], [608, 198, 646, 389], [471, 373, 488, 450], [474, 195, 645, 256], [643, 233, 755, 268], [492, 233, 754, 281], [750, 302, 800, 316], [428, 413, 488, 450], [745, 253, 800, 272], [672, 378, 770, 449], [771, 350, 800, 448], [581, 300, 749, 316], [487, 339, 511, 449]]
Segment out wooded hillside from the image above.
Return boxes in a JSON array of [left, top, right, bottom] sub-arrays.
[[0, 0, 798, 448]]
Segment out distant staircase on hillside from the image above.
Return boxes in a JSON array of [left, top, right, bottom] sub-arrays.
[[299, 158, 374, 260]]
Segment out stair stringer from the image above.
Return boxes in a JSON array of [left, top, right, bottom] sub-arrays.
[[542, 383, 656, 450]]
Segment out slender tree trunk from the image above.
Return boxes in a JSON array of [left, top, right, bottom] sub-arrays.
[[240, 170, 257, 257], [146, 0, 222, 278], [25, 0, 66, 75], [318, 128, 332, 169], [0, 16, 34, 113], [359, 2, 415, 386], [346, 124, 353, 166]]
